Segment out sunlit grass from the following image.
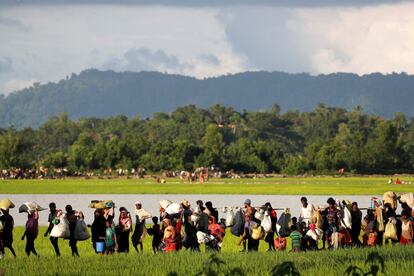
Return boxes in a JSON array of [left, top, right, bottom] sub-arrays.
[[1, 227, 413, 275], [1, 176, 413, 195]]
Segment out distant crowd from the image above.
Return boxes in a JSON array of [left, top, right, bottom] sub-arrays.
[[0, 191, 413, 258], [0, 166, 247, 180]]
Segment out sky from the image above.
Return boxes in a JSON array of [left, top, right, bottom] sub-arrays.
[[0, 0, 413, 95]]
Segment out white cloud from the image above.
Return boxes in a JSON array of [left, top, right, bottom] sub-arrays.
[[3, 79, 37, 94], [0, 5, 246, 94], [299, 4, 414, 74], [219, 3, 414, 75], [1, 3, 414, 95]]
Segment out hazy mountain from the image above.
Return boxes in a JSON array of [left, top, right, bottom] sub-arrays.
[[0, 69, 413, 128]]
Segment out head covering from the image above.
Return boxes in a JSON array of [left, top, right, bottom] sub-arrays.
[[119, 206, 129, 213], [244, 199, 251, 205], [135, 201, 142, 205], [309, 223, 316, 231], [181, 199, 190, 208]]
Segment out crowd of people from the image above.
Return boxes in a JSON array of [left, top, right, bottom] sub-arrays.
[[0, 166, 242, 180], [0, 191, 413, 258]]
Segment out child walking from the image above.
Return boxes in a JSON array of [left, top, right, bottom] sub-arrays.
[[104, 220, 117, 254], [149, 217, 163, 253]]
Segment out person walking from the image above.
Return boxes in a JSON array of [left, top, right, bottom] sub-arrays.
[[0, 208, 16, 257], [264, 202, 277, 251], [162, 218, 178, 252], [325, 198, 342, 249], [132, 201, 149, 252], [181, 200, 199, 252], [44, 202, 60, 256], [299, 197, 314, 227], [117, 207, 132, 253], [350, 202, 362, 247], [91, 208, 105, 253], [66, 205, 79, 257], [22, 210, 39, 257]]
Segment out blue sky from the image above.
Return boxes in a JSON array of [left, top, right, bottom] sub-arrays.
[[0, 0, 413, 94]]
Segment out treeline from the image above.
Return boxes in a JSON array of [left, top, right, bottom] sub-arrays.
[[0, 104, 413, 174], [2, 69, 414, 129]]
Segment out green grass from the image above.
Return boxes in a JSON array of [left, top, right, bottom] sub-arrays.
[[1, 227, 413, 275], [1, 176, 413, 195]]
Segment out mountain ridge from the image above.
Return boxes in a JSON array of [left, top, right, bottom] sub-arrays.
[[1, 69, 413, 128]]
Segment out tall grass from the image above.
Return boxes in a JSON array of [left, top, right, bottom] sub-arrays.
[[1, 227, 413, 275]]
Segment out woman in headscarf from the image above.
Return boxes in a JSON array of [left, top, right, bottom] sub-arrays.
[[117, 207, 132, 253], [65, 205, 80, 257], [162, 218, 178, 252], [21, 210, 39, 257], [91, 208, 105, 253]]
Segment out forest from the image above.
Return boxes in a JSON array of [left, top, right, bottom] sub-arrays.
[[0, 104, 413, 175], [1, 69, 414, 128]]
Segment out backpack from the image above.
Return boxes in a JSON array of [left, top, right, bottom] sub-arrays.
[[230, 209, 245, 237], [276, 212, 291, 238]]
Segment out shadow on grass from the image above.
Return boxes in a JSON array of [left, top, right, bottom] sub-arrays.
[[345, 252, 386, 276], [167, 251, 385, 276]]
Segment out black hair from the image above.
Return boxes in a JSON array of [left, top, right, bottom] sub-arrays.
[[327, 198, 336, 205], [49, 202, 56, 208], [291, 225, 297, 231], [65, 205, 73, 213], [205, 201, 213, 208], [152, 216, 158, 223], [300, 197, 307, 202], [401, 209, 411, 218]]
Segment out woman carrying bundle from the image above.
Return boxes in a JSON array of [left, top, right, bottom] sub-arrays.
[[21, 210, 39, 257], [66, 205, 81, 257]]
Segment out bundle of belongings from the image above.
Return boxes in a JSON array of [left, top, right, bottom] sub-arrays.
[[18, 202, 47, 213], [88, 200, 115, 209]]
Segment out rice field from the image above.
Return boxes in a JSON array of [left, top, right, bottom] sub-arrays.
[[1, 176, 413, 195], [1, 227, 413, 275]]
